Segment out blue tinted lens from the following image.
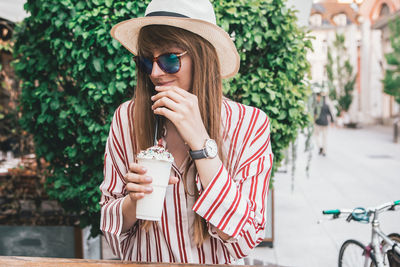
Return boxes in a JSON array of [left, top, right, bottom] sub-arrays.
[[158, 54, 180, 74], [138, 57, 153, 74]]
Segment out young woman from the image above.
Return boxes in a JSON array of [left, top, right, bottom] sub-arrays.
[[100, 0, 273, 264]]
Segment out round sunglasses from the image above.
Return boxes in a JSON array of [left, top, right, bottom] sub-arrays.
[[133, 51, 188, 75]]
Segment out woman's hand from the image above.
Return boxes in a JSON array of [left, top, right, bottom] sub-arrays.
[[151, 85, 209, 150], [124, 162, 179, 202], [121, 163, 178, 233]]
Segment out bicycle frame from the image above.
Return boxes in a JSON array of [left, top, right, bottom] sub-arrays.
[[323, 200, 400, 267], [371, 211, 387, 266], [370, 204, 400, 266]]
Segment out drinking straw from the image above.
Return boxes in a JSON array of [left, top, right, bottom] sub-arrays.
[[154, 115, 159, 146]]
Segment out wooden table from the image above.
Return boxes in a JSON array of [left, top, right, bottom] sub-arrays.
[[0, 256, 280, 267]]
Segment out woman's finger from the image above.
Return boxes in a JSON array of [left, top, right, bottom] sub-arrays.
[[128, 192, 145, 200], [129, 162, 147, 174], [151, 89, 186, 103], [168, 176, 179, 185], [153, 106, 180, 123], [155, 85, 191, 98], [125, 182, 153, 194], [152, 96, 182, 113], [125, 172, 152, 184]]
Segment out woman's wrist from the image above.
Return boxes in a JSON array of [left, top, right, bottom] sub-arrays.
[[188, 133, 210, 151], [121, 194, 137, 233]]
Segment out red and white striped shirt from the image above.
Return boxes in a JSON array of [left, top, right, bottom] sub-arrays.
[[100, 98, 273, 264]]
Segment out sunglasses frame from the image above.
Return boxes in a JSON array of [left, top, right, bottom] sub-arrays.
[[133, 51, 188, 75]]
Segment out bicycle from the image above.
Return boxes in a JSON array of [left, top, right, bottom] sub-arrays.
[[322, 200, 400, 267]]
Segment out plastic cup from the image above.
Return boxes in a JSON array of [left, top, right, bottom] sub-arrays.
[[135, 157, 172, 221]]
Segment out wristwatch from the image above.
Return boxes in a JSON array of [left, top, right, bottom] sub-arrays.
[[189, 139, 218, 160]]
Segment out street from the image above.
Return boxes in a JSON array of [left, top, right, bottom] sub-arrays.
[[247, 125, 400, 267]]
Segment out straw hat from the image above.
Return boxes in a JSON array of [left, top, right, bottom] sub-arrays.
[[110, 0, 240, 79]]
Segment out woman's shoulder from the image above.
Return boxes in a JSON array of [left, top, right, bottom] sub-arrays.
[[111, 99, 135, 122], [222, 97, 269, 123]]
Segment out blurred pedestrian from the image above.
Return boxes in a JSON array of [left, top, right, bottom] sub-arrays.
[[314, 93, 334, 156]]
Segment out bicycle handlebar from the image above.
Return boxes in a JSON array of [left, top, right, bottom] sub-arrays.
[[322, 209, 340, 215], [322, 200, 400, 220]]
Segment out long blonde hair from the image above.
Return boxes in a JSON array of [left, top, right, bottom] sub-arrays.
[[130, 25, 224, 246]]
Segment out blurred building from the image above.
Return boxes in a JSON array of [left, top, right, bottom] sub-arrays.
[[308, 0, 400, 125], [0, 0, 28, 117]]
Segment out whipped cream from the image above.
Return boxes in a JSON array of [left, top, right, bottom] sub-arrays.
[[137, 146, 174, 163]]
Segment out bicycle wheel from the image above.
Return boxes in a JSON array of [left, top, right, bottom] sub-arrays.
[[339, 239, 377, 267], [381, 233, 400, 267]]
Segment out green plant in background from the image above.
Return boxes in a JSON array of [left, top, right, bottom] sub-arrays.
[[14, 0, 141, 236], [14, 0, 311, 237], [216, 0, 312, 177], [326, 33, 356, 116], [383, 17, 400, 105]]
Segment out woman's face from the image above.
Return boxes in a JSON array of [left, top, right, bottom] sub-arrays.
[[148, 47, 193, 92]]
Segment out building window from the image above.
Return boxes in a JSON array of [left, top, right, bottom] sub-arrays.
[[379, 3, 390, 17], [309, 13, 322, 27], [332, 13, 348, 26]]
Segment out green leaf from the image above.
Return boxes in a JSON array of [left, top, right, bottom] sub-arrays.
[[60, 110, 68, 119], [277, 110, 287, 120], [226, 7, 237, 15], [82, 51, 90, 59], [76, 1, 85, 10], [55, 20, 63, 28], [105, 0, 113, 7], [108, 86, 116, 95], [54, 180, 62, 189], [67, 147, 77, 158], [50, 100, 60, 110], [251, 93, 261, 106], [269, 107, 279, 115], [78, 63, 86, 71], [65, 41, 73, 49], [106, 60, 115, 71], [92, 58, 103, 72], [111, 39, 120, 49], [37, 115, 47, 124], [115, 81, 126, 93], [288, 108, 298, 118], [254, 35, 262, 46]]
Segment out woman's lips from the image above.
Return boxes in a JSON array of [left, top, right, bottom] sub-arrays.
[[156, 81, 174, 87]]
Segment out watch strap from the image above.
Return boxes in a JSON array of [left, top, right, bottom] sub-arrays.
[[189, 149, 208, 160]]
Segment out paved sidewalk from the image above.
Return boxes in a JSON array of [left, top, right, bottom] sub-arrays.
[[247, 125, 400, 267]]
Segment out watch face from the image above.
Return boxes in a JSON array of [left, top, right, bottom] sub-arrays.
[[205, 139, 218, 158]]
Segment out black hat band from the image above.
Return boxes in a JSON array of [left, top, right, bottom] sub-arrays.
[[146, 11, 189, 18]]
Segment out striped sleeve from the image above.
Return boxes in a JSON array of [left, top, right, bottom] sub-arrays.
[[99, 101, 135, 260], [192, 108, 273, 260]]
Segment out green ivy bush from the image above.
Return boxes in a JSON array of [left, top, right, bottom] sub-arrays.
[[14, 0, 311, 236], [215, 0, 312, 176], [326, 33, 356, 116]]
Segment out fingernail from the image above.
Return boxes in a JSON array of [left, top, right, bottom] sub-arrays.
[[151, 96, 155, 100], [145, 176, 152, 182], [146, 186, 153, 192], [142, 167, 147, 172]]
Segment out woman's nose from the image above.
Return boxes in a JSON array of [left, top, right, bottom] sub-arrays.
[[150, 61, 164, 77]]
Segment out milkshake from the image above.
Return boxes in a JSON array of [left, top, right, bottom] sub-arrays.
[[136, 146, 174, 221]]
